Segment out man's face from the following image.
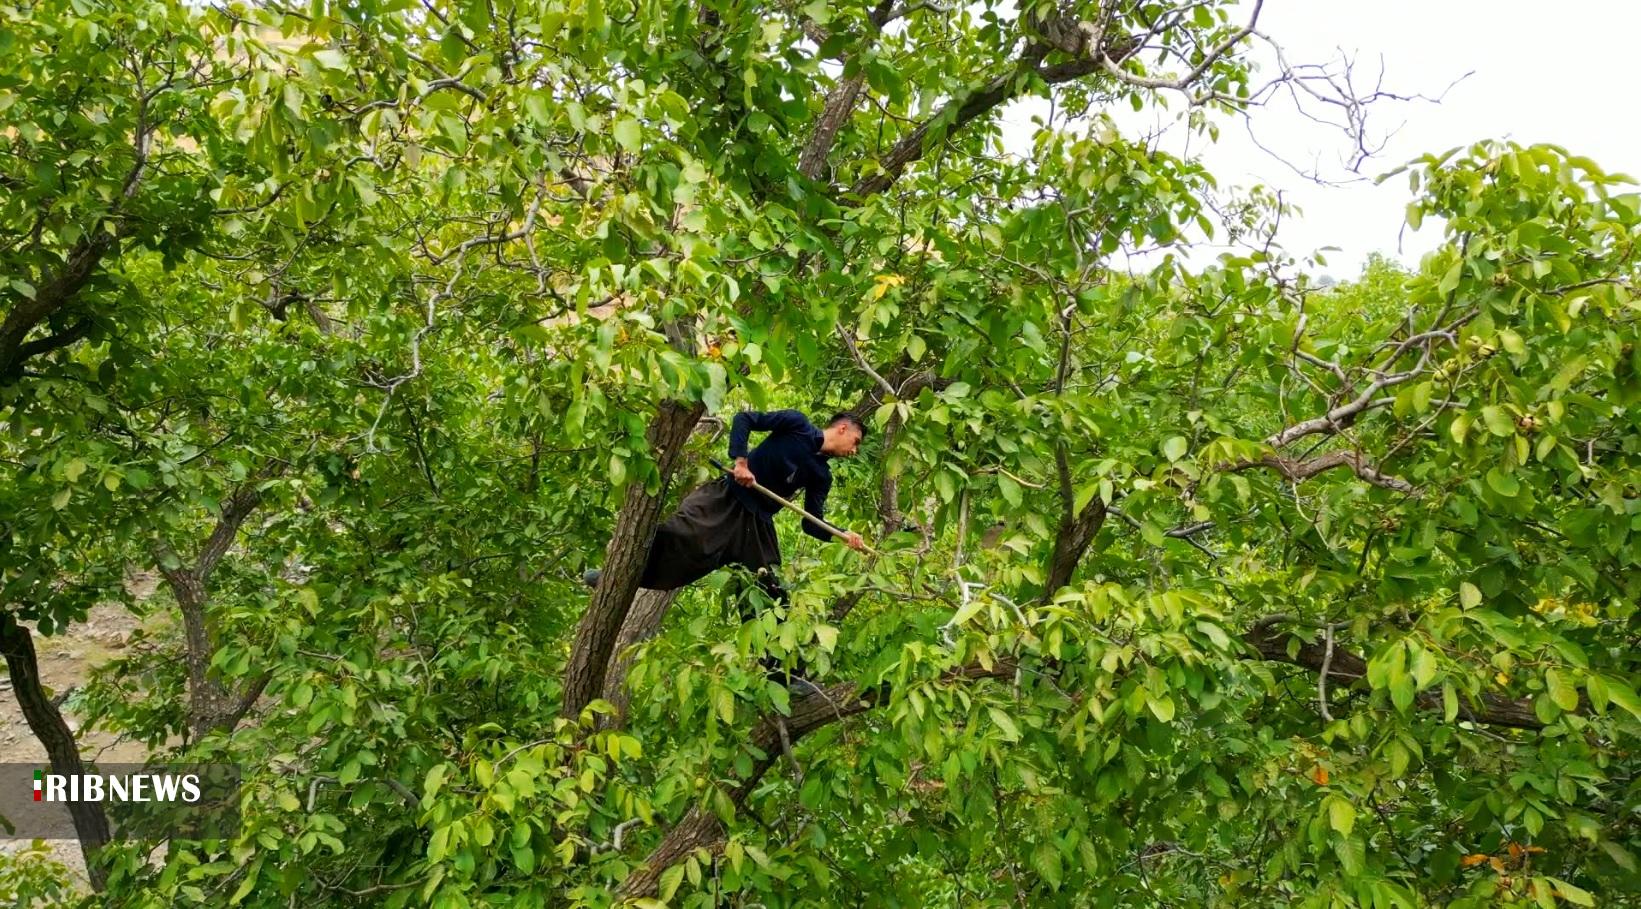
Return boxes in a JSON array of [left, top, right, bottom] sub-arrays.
[[827, 423, 863, 457]]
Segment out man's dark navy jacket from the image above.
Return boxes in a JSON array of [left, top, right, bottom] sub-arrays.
[[726, 409, 837, 541]]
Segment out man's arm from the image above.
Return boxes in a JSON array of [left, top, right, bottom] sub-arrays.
[[801, 472, 834, 542], [727, 409, 813, 459]]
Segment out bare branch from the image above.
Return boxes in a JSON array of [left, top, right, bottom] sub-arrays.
[[1099, 0, 1263, 91], [835, 325, 897, 397], [1230, 449, 1417, 496]]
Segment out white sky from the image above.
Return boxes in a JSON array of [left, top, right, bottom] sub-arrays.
[[995, 0, 1641, 279]]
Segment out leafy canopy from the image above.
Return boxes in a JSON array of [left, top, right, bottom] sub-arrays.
[[0, 0, 1636, 907]]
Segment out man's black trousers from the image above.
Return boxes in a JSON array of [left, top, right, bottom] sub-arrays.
[[639, 477, 802, 680], [639, 477, 784, 595]]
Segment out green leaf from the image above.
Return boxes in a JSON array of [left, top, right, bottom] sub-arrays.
[[1585, 673, 1610, 713], [988, 706, 1021, 741], [1459, 582, 1482, 609], [512, 844, 535, 873], [1438, 260, 1463, 295], [1600, 841, 1637, 872], [1449, 413, 1471, 444], [51, 488, 71, 510], [950, 596, 984, 626], [1546, 668, 1580, 712], [1147, 694, 1175, 723], [1387, 643, 1414, 712], [997, 473, 1022, 508], [712, 686, 734, 724], [524, 93, 552, 126], [1161, 436, 1188, 462], [1485, 468, 1519, 497], [312, 48, 348, 69], [659, 864, 685, 901], [1334, 835, 1365, 877], [1140, 521, 1166, 547], [1031, 843, 1063, 890], [612, 117, 642, 153], [1410, 644, 1437, 688], [1549, 878, 1595, 906], [1328, 796, 1356, 836], [1607, 678, 1641, 720], [424, 764, 448, 801], [64, 458, 87, 482]]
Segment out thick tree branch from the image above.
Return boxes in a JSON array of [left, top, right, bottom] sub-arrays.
[[0, 240, 114, 383], [195, 480, 267, 581], [1244, 617, 1545, 730], [848, 46, 1047, 200], [10, 317, 95, 368], [0, 611, 111, 890], [799, 72, 868, 180], [1045, 446, 1109, 596], [0, 72, 155, 383], [845, 24, 1155, 200], [562, 398, 704, 719]]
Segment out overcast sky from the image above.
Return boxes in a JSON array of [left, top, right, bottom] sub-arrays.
[[995, 0, 1641, 279]]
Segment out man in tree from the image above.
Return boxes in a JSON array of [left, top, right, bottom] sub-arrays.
[[584, 409, 867, 597]]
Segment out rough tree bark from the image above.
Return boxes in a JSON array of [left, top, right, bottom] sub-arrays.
[[0, 611, 111, 891], [1045, 446, 1109, 597], [597, 587, 682, 730], [795, 0, 896, 182], [561, 398, 704, 719]]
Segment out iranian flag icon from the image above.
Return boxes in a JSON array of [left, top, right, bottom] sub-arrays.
[[33, 769, 42, 801]]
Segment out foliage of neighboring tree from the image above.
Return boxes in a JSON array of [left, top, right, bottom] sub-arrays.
[[1, 0, 1637, 906]]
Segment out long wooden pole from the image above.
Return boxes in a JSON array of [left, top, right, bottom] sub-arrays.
[[710, 459, 876, 554]]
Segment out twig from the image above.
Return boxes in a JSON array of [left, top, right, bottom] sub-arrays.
[[1318, 624, 1335, 722]]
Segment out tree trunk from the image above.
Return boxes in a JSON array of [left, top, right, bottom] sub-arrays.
[[0, 611, 110, 891], [561, 398, 704, 719], [154, 476, 272, 738], [155, 566, 262, 737], [1045, 496, 1107, 597], [598, 588, 681, 730], [876, 409, 905, 536], [797, 73, 868, 181]]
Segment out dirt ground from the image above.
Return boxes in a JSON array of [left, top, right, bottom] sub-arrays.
[[0, 573, 166, 891]]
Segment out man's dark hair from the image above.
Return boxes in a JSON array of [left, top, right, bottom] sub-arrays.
[[827, 412, 867, 438]]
